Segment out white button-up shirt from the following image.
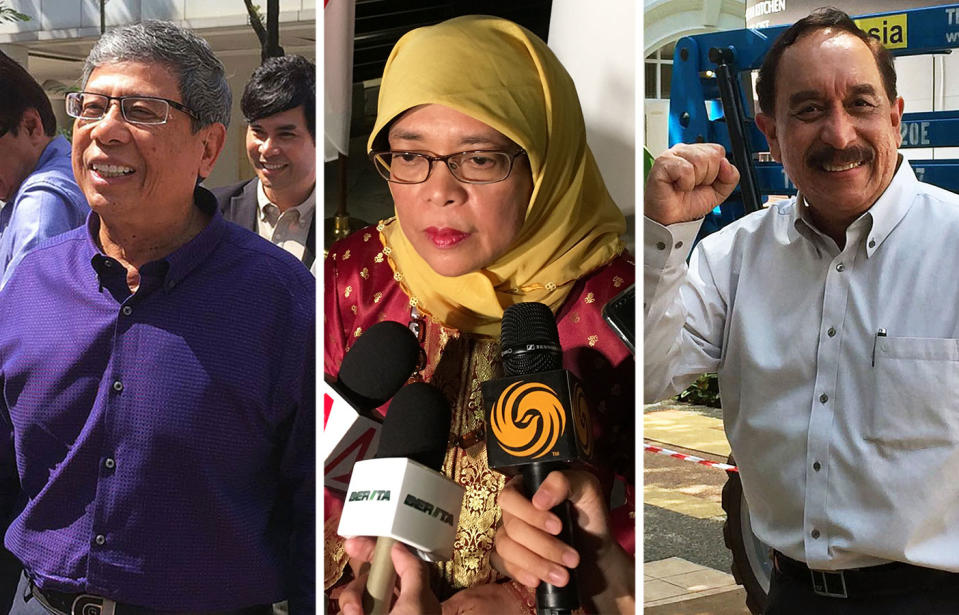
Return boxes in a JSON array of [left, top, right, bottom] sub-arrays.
[[256, 180, 315, 261], [644, 161, 959, 572]]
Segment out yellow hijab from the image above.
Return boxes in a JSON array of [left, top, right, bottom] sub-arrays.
[[369, 15, 626, 337]]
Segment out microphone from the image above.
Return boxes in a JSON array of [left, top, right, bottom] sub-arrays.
[[324, 320, 420, 491], [483, 302, 593, 615], [337, 381, 462, 615]]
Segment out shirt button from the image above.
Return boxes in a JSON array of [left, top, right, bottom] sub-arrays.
[[835, 263, 845, 272], [813, 461, 822, 471], [112, 380, 124, 393], [121, 306, 133, 316], [656, 241, 666, 250], [811, 529, 821, 539], [167, 280, 176, 289], [105, 458, 116, 470], [869, 239, 876, 248], [675, 241, 684, 249], [819, 393, 828, 403], [104, 260, 113, 268], [95, 534, 106, 545], [827, 327, 836, 337]]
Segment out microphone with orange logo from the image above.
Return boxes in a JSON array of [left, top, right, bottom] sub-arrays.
[[482, 302, 594, 615]]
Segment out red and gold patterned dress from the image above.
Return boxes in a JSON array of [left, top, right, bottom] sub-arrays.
[[324, 223, 635, 606]]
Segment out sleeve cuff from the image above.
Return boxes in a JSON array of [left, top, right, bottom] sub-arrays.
[[643, 216, 701, 270]]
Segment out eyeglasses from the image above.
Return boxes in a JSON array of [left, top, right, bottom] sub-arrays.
[[65, 92, 198, 125], [370, 150, 527, 184]]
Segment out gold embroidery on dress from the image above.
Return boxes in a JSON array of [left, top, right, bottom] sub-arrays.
[[572, 311, 581, 324], [363, 233, 372, 242], [343, 249, 351, 261], [344, 286, 352, 298], [372, 292, 383, 304], [375, 252, 384, 263], [584, 292, 595, 304], [420, 329, 507, 597], [354, 327, 363, 338], [324, 516, 350, 591], [587, 334, 599, 347], [613, 275, 624, 288], [360, 267, 369, 280]]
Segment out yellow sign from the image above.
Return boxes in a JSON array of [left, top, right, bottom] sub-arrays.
[[855, 13, 907, 49]]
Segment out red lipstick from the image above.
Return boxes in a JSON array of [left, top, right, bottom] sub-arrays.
[[425, 227, 470, 248]]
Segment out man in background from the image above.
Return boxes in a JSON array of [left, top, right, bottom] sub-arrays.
[[214, 54, 316, 269], [0, 50, 88, 288]]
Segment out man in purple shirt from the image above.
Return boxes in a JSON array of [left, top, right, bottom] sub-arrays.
[[0, 50, 89, 289], [0, 21, 314, 615]]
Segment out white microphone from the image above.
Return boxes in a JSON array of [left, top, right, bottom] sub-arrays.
[[323, 321, 420, 492], [337, 381, 462, 615]]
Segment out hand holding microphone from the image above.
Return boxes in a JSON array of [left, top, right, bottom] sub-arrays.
[[494, 470, 635, 615], [483, 302, 592, 615], [337, 380, 461, 615], [340, 537, 441, 615]]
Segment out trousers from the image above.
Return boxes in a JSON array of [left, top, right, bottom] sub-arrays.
[[764, 563, 959, 615], [8, 572, 274, 615]]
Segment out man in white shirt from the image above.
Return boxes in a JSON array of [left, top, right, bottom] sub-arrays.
[[214, 55, 315, 269], [645, 8, 959, 613]]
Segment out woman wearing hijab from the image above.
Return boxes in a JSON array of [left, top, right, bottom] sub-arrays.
[[325, 15, 634, 613]]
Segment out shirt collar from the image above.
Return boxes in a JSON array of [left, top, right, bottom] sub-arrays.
[[256, 179, 316, 228], [791, 156, 916, 257], [86, 186, 227, 293]]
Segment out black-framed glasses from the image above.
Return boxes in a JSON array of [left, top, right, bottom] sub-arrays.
[[65, 92, 198, 125], [370, 150, 527, 184]]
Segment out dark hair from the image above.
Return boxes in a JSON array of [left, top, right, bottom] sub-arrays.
[[0, 50, 57, 137], [756, 7, 898, 115], [241, 55, 315, 141], [82, 20, 231, 132]]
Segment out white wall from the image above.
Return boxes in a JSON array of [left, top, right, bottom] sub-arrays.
[[0, 0, 315, 37], [549, 1, 636, 216]]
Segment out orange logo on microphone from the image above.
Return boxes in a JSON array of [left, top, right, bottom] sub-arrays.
[[490, 381, 566, 459], [571, 382, 592, 457]]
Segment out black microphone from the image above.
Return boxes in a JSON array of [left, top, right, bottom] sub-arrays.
[[334, 320, 420, 411], [484, 302, 592, 615], [323, 321, 420, 492], [337, 381, 460, 615]]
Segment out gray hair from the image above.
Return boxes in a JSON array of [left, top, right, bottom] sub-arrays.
[[81, 20, 231, 131]]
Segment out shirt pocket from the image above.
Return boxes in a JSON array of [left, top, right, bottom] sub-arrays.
[[872, 336, 959, 449]]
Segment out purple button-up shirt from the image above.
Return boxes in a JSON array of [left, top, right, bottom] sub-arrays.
[[0, 188, 314, 612]]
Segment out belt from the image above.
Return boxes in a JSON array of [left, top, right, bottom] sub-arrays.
[[29, 580, 272, 615], [773, 550, 956, 599]]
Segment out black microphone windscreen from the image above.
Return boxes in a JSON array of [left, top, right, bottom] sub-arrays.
[[376, 381, 451, 471], [501, 302, 562, 376], [338, 321, 420, 410]]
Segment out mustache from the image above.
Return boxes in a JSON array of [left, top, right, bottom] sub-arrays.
[[806, 145, 874, 169]]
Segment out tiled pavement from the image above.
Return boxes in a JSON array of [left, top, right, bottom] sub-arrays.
[[645, 557, 749, 613], [644, 403, 752, 613]]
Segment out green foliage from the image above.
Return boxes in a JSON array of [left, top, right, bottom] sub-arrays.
[[0, 3, 30, 23], [678, 373, 721, 407]]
